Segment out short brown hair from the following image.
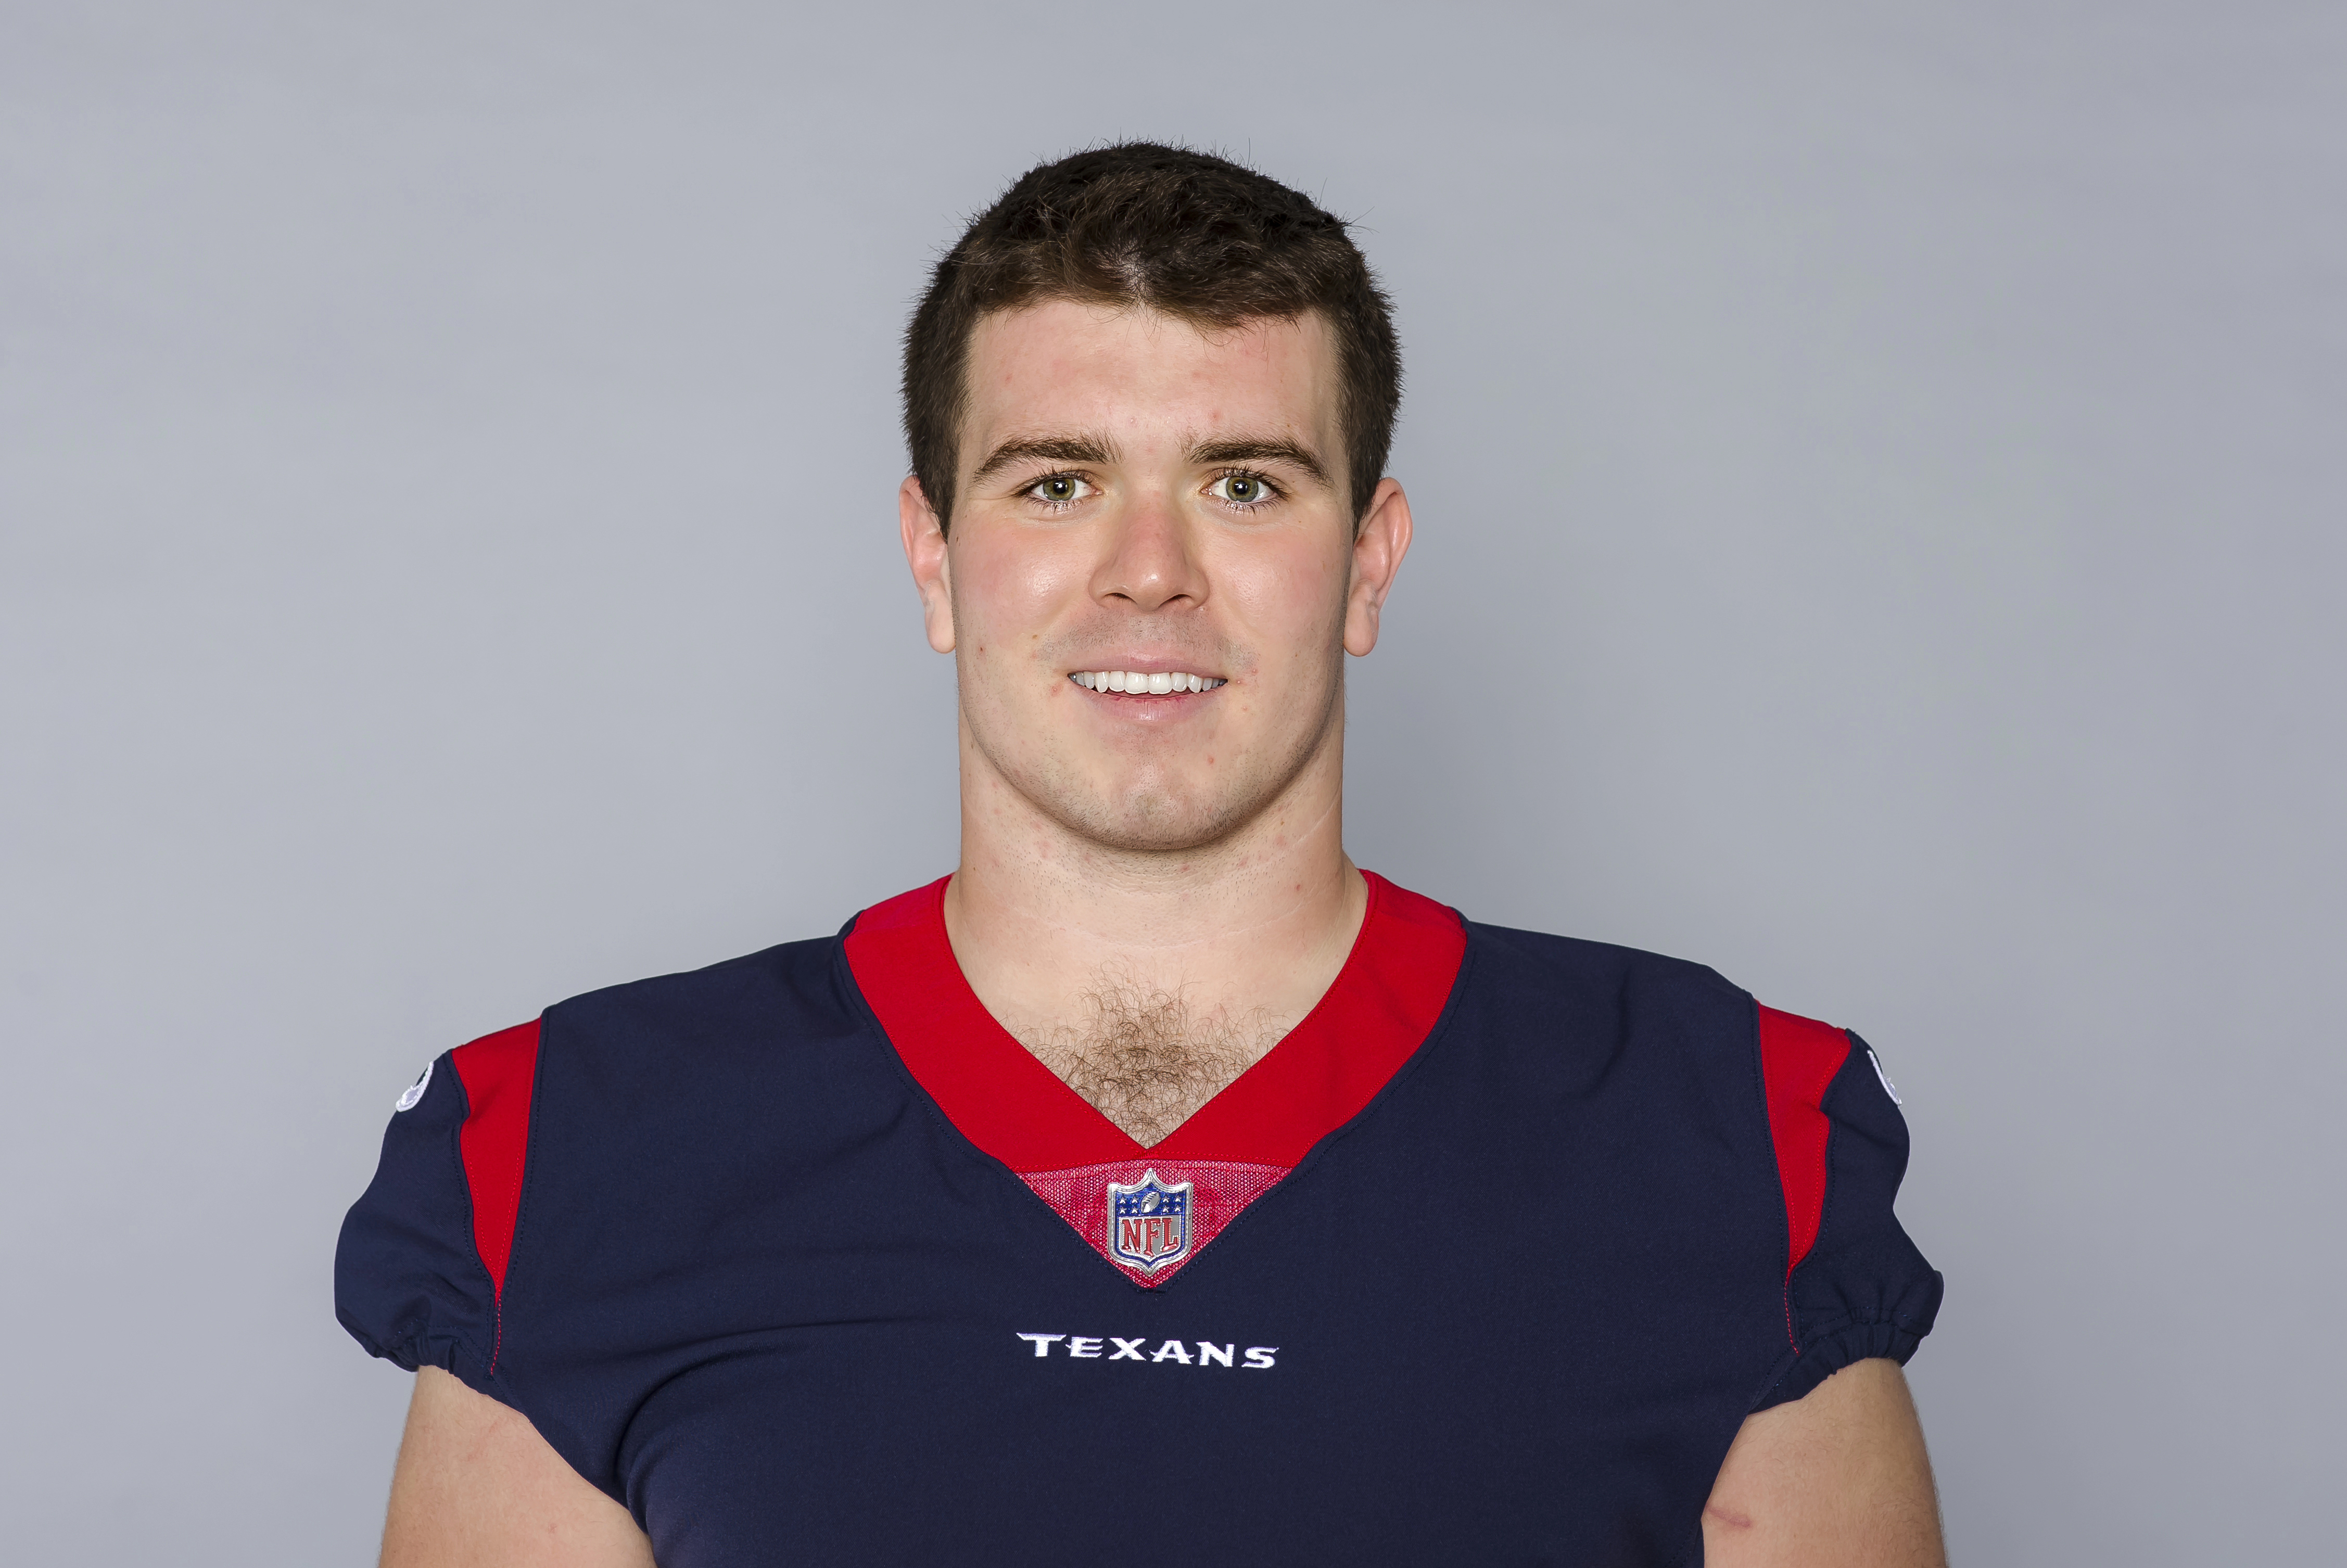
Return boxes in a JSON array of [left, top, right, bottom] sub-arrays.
[[903, 143, 1401, 531]]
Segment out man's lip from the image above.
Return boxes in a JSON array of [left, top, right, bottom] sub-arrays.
[[1064, 659, 1225, 677]]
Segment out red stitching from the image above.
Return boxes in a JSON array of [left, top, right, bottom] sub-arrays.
[[487, 1168, 514, 1372]]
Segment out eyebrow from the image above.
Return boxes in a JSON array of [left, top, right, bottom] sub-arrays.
[[1188, 435, 1333, 489], [967, 429, 1336, 491], [969, 432, 1121, 488]]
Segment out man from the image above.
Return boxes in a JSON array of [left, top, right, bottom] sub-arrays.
[[339, 144, 1944, 1566]]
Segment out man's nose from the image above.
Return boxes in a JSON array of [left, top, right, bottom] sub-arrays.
[[1091, 491, 1206, 613]]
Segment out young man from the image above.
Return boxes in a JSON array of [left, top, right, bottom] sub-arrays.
[[340, 145, 1945, 1566]]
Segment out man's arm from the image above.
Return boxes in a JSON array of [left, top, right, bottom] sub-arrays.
[[380, 1366, 653, 1568], [1701, 1358, 1946, 1567]]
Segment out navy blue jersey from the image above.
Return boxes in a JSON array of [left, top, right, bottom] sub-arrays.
[[337, 874, 1939, 1566]]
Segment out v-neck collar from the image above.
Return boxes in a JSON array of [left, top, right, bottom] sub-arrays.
[[843, 871, 1466, 1285]]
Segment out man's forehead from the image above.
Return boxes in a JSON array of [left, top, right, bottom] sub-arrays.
[[963, 301, 1339, 443], [972, 298, 1329, 359]]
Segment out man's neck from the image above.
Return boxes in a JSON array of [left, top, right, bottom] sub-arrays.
[[941, 736, 1366, 1146]]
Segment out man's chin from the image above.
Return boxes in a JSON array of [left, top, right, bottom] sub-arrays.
[[968, 721, 1323, 858], [1039, 782, 1255, 856]]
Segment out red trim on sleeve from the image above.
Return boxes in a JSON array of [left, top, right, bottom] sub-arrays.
[[449, 1019, 542, 1302], [1755, 1004, 1851, 1281]]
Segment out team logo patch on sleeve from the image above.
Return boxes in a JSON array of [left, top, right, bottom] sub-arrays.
[[1107, 1170, 1193, 1275], [394, 1060, 434, 1112]]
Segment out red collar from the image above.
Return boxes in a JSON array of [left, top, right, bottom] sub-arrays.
[[846, 871, 1465, 1285], [844, 872, 1465, 1175]]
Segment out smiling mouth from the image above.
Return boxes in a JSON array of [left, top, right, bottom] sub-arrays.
[[1070, 670, 1227, 695]]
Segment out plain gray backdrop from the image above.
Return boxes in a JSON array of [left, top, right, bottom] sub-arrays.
[[5, 3, 2341, 1562]]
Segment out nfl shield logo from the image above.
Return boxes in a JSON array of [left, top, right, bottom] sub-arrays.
[[1106, 1169, 1193, 1275]]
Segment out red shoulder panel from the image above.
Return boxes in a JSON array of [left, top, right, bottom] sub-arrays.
[[1755, 1004, 1851, 1279], [449, 1019, 542, 1302]]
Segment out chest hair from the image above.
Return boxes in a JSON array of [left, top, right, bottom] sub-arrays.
[[1017, 976, 1285, 1148]]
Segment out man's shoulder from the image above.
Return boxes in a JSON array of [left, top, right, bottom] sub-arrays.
[[550, 928, 848, 1029], [516, 928, 875, 1106], [1440, 915, 1772, 1095], [489, 925, 909, 1180], [1459, 915, 1752, 1012]]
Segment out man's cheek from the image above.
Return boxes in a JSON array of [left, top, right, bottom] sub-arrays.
[[1222, 539, 1346, 619], [959, 555, 1080, 645]]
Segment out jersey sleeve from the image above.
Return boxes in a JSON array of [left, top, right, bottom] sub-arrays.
[[334, 1021, 542, 1401], [1749, 1008, 1944, 1410]]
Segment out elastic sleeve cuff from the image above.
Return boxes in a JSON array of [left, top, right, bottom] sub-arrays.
[[335, 1050, 505, 1398], [1752, 1318, 1927, 1410]]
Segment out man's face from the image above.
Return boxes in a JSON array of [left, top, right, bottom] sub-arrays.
[[901, 300, 1408, 855]]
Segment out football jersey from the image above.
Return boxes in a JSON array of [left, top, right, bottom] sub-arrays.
[[337, 873, 1940, 1566]]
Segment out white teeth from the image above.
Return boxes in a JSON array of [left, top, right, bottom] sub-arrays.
[[1071, 670, 1228, 693]]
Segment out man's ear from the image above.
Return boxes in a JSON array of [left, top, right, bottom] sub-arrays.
[[1344, 477, 1414, 657], [899, 475, 956, 655]]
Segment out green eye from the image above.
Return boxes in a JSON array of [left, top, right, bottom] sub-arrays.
[[1029, 474, 1091, 506], [1226, 476, 1260, 502]]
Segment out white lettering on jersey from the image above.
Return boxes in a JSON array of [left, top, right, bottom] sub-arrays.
[[1020, 1333, 1278, 1369], [395, 1061, 434, 1112]]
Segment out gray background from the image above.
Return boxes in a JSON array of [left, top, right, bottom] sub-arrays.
[[4, 2, 2340, 1562]]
